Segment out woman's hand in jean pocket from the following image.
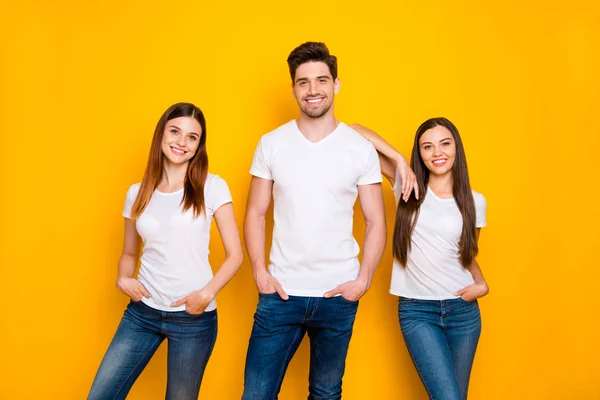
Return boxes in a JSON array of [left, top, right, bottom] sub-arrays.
[[116, 277, 151, 302], [172, 289, 215, 314], [454, 282, 489, 302]]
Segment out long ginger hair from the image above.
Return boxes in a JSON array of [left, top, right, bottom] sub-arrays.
[[130, 102, 208, 218]]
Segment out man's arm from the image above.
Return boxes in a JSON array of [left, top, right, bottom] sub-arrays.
[[324, 183, 386, 301], [244, 176, 289, 300], [350, 123, 419, 201]]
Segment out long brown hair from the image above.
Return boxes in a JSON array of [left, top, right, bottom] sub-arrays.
[[130, 102, 208, 218], [392, 117, 478, 267]]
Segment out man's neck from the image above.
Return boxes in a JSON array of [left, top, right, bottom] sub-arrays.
[[296, 113, 339, 143]]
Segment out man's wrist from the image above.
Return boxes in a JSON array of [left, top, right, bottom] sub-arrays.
[[395, 154, 408, 166], [356, 273, 373, 289], [253, 266, 269, 280]]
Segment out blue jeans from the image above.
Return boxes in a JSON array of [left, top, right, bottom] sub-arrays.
[[243, 293, 359, 400], [399, 297, 481, 400], [88, 300, 217, 400]]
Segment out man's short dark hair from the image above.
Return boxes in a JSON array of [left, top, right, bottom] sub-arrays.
[[287, 42, 338, 83]]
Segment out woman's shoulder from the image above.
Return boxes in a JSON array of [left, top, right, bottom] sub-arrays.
[[205, 173, 229, 190], [126, 182, 142, 197], [471, 190, 486, 208]]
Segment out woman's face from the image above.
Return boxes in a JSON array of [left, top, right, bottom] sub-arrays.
[[419, 125, 456, 176], [161, 116, 202, 166]]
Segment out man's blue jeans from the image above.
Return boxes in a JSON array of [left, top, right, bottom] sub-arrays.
[[243, 293, 359, 400]]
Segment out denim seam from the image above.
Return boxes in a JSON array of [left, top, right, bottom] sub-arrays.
[[112, 335, 162, 400]]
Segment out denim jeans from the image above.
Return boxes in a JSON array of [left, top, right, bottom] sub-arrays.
[[88, 300, 217, 400], [399, 297, 481, 400], [243, 293, 359, 400]]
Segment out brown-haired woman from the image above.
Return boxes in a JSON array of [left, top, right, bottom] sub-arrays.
[[88, 102, 243, 400], [351, 118, 489, 400]]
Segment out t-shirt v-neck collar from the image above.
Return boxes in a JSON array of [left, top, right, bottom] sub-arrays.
[[291, 119, 343, 146]]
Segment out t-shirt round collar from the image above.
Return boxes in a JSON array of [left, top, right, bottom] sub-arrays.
[[426, 186, 455, 204], [155, 187, 184, 196]]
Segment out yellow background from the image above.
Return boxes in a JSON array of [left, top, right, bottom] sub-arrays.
[[1, 1, 599, 399]]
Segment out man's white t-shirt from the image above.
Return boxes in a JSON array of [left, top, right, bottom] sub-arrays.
[[122, 173, 232, 312], [390, 168, 487, 300], [250, 120, 382, 297]]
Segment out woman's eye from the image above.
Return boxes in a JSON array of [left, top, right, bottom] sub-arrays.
[[170, 129, 178, 134]]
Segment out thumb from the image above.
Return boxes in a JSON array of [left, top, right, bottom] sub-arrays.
[[324, 285, 343, 298], [273, 280, 289, 301], [171, 296, 188, 307], [454, 286, 469, 296]]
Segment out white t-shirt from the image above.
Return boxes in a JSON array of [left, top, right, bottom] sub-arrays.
[[390, 168, 487, 300], [250, 120, 382, 297], [122, 173, 232, 312]]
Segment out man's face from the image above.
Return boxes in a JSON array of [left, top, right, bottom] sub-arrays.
[[292, 61, 340, 119]]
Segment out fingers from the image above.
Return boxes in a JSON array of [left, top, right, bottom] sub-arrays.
[[138, 283, 152, 298], [130, 291, 142, 302], [403, 179, 413, 202], [171, 296, 188, 307], [272, 279, 289, 301], [402, 174, 417, 202], [454, 286, 469, 296], [414, 180, 419, 200], [402, 178, 409, 202], [132, 287, 145, 301]]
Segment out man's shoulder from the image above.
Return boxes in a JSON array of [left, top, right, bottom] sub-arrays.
[[260, 120, 295, 145], [338, 123, 376, 150]]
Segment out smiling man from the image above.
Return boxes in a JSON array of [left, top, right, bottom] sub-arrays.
[[242, 42, 387, 400]]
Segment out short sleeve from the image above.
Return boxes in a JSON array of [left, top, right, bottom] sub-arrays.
[[249, 137, 273, 180], [474, 192, 487, 228], [122, 183, 141, 219], [357, 143, 383, 185], [206, 175, 233, 215]]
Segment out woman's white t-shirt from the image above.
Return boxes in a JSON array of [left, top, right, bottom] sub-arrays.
[[390, 168, 486, 300], [122, 173, 232, 312]]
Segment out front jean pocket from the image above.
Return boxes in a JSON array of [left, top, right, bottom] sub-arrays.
[[338, 295, 359, 304], [259, 292, 280, 297], [183, 309, 205, 317]]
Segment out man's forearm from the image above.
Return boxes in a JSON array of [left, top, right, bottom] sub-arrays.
[[358, 219, 387, 286], [244, 210, 268, 278]]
